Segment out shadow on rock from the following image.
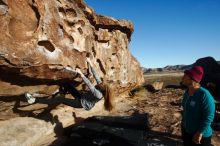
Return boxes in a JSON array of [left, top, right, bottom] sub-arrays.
[[62, 112, 181, 146], [0, 94, 62, 123]]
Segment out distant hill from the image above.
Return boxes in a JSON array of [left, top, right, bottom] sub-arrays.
[[143, 60, 220, 74], [142, 64, 192, 74]]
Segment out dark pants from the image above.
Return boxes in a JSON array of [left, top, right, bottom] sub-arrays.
[[181, 127, 212, 146], [59, 83, 81, 97], [59, 83, 82, 108]]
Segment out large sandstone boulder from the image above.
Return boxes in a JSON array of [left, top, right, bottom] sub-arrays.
[[145, 81, 164, 92], [0, 0, 144, 96], [0, 0, 144, 145]]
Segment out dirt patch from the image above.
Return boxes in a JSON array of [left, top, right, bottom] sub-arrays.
[[0, 72, 219, 146]]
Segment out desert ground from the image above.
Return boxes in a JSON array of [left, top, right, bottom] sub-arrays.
[[0, 72, 219, 146]]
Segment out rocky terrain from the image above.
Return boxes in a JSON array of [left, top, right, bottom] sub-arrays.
[[1, 70, 220, 146], [0, 0, 220, 146]]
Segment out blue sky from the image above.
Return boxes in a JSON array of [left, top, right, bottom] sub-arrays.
[[85, 0, 220, 68]]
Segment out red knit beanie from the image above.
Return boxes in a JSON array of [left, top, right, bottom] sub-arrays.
[[184, 66, 204, 83]]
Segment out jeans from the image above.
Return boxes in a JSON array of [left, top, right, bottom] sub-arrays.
[[59, 83, 82, 108]]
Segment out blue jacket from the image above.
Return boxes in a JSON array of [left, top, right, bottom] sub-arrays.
[[182, 87, 215, 137]]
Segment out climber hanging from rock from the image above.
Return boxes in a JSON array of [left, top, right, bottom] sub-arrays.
[[25, 57, 114, 111]]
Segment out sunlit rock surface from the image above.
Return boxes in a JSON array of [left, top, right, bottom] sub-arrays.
[[0, 0, 144, 145], [0, 0, 144, 95]]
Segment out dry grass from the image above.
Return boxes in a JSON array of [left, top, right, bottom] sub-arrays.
[[130, 72, 183, 97], [144, 72, 183, 87]]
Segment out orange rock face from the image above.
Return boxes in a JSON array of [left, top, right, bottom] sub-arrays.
[[0, 0, 144, 95]]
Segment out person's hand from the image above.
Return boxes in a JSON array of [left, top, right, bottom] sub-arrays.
[[76, 68, 83, 76], [76, 68, 82, 74], [193, 132, 202, 144], [86, 57, 92, 65], [64, 66, 77, 74]]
